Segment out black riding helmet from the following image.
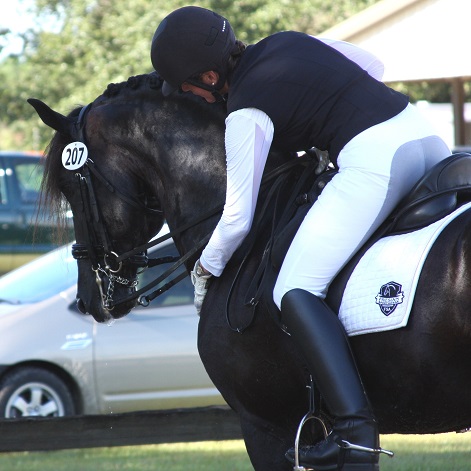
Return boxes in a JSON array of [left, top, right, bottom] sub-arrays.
[[151, 6, 236, 96]]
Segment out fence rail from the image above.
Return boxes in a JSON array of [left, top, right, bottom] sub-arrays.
[[0, 406, 242, 452]]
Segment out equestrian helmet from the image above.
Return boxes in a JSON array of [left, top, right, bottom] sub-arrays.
[[150, 6, 236, 96]]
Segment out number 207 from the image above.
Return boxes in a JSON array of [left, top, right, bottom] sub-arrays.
[[65, 146, 85, 166]]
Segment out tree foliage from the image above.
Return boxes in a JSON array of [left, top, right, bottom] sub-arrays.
[[0, 0, 461, 150]]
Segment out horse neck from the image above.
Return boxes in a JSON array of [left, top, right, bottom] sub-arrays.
[[155, 148, 226, 252], [159, 148, 296, 272], [144, 97, 228, 254]]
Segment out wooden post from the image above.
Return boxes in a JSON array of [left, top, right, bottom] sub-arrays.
[[451, 79, 465, 147]]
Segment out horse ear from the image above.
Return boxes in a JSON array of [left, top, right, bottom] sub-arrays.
[[28, 98, 76, 138]]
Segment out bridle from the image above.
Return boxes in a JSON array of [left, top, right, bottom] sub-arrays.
[[70, 103, 221, 311]]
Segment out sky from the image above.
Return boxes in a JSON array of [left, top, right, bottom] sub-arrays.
[[1, 0, 38, 58]]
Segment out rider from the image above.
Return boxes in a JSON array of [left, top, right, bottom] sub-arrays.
[[151, 6, 450, 470]]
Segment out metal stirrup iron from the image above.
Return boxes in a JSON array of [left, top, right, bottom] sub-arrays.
[[293, 376, 328, 471]]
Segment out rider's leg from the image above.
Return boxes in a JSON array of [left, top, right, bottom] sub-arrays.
[[281, 289, 379, 470], [273, 106, 449, 470]]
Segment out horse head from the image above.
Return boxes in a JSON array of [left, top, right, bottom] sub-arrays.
[[28, 74, 228, 322]]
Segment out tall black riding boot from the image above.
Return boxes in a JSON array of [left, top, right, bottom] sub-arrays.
[[281, 289, 382, 471]]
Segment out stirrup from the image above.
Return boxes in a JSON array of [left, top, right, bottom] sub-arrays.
[[292, 375, 328, 471], [293, 410, 329, 471]]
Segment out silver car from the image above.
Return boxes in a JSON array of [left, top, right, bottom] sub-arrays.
[[0, 227, 224, 418]]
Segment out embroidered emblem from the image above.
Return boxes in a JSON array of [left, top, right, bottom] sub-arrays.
[[375, 281, 404, 316]]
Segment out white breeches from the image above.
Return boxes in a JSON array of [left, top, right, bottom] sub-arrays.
[[273, 104, 450, 308]]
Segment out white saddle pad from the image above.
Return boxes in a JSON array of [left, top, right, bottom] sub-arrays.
[[339, 202, 471, 337]]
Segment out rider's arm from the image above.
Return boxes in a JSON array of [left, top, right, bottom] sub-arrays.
[[199, 108, 274, 277], [317, 37, 385, 81]]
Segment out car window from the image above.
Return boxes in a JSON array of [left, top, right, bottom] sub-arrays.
[[0, 245, 77, 304], [14, 161, 43, 205], [138, 243, 193, 307]]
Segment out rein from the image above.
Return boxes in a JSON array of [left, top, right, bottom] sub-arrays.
[[124, 158, 308, 309]]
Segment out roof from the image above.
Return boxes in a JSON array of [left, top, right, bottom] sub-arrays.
[[0, 151, 43, 158], [320, 0, 471, 83]]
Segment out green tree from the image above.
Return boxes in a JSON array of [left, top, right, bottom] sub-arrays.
[[1, 0, 381, 150]]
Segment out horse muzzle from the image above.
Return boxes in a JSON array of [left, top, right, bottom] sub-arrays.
[[76, 293, 136, 323], [76, 268, 138, 323]]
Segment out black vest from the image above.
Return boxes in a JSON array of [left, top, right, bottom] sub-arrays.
[[227, 32, 409, 164]]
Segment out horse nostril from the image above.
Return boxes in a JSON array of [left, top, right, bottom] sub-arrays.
[[76, 298, 87, 314]]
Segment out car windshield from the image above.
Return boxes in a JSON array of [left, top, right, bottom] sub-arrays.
[[0, 226, 189, 306], [0, 245, 77, 304]]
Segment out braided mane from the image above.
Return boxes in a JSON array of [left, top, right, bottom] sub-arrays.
[[102, 72, 163, 98]]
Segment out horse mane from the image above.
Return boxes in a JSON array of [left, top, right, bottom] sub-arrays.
[[101, 72, 163, 98], [40, 73, 165, 241]]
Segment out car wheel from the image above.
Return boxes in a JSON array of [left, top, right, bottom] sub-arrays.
[[0, 367, 76, 418]]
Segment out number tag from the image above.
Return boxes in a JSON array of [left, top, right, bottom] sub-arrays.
[[62, 142, 88, 170]]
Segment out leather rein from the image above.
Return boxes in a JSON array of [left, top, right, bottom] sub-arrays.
[[70, 103, 310, 312]]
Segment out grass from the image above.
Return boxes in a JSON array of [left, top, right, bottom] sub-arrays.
[[1, 433, 471, 470], [379, 433, 471, 471], [0, 441, 252, 471]]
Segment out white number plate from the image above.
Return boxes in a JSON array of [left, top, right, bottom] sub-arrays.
[[61, 142, 88, 170]]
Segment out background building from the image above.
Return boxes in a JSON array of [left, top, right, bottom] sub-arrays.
[[322, 0, 471, 149]]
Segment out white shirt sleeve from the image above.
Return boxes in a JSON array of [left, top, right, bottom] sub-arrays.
[[200, 108, 274, 276], [317, 37, 384, 81]]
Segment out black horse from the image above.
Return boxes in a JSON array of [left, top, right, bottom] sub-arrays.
[[29, 74, 471, 471]]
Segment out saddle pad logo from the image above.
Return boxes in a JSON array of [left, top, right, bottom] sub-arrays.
[[375, 281, 404, 316]]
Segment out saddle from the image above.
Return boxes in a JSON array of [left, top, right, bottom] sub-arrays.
[[381, 151, 471, 234], [239, 152, 471, 327]]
